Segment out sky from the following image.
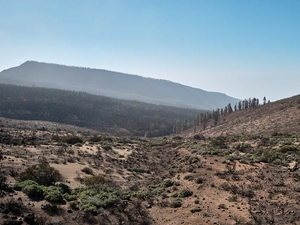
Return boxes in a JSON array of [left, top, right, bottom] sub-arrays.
[[0, 0, 299, 102]]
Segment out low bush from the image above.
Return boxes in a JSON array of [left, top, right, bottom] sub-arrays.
[[82, 203, 97, 214], [16, 180, 44, 199], [81, 167, 94, 175], [0, 198, 27, 215], [133, 190, 152, 200], [43, 186, 64, 203], [63, 193, 78, 201], [170, 198, 182, 208], [69, 201, 79, 210], [18, 163, 62, 186], [178, 189, 193, 198], [128, 167, 150, 174], [102, 145, 112, 151], [65, 137, 83, 145], [83, 175, 105, 187], [280, 145, 298, 153]]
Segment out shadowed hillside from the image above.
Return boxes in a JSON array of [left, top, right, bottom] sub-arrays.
[[0, 84, 200, 137], [0, 61, 240, 109]]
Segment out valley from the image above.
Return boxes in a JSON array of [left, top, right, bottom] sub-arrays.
[[0, 93, 300, 225]]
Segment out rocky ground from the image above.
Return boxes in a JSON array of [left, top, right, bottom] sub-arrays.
[[1, 117, 300, 224]]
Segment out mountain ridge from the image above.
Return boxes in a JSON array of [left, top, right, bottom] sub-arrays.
[[0, 61, 240, 110]]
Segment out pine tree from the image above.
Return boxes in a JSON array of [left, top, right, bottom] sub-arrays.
[[213, 109, 220, 126], [263, 96, 266, 105], [238, 101, 242, 111]]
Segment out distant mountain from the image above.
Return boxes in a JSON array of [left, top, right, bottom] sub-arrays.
[[0, 61, 239, 109]]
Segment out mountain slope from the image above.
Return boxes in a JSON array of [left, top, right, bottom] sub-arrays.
[[0, 61, 239, 109], [189, 94, 300, 137]]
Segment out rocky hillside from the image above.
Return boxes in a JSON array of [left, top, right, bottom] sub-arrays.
[[0, 112, 300, 224]]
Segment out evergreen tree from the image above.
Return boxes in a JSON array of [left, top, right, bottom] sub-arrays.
[[228, 103, 233, 114], [263, 96, 266, 105], [213, 109, 220, 126], [238, 101, 242, 111], [203, 114, 207, 130]]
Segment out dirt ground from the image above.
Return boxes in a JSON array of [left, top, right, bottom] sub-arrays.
[[1, 117, 300, 225]]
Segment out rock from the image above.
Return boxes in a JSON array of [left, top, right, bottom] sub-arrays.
[[191, 207, 202, 213]]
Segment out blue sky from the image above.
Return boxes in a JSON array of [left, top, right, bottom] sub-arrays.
[[0, 0, 299, 102]]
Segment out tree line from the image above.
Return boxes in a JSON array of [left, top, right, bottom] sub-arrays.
[[176, 97, 271, 133]]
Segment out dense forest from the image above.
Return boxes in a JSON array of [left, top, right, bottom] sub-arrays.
[[0, 83, 199, 137]]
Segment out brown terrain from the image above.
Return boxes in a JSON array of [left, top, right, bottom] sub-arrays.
[[0, 95, 300, 225]]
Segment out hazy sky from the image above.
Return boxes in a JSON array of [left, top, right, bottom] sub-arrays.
[[0, 0, 299, 102]]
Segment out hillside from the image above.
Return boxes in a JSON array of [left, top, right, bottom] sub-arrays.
[[0, 83, 201, 137], [1, 110, 300, 224], [188, 94, 300, 137], [0, 61, 240, 110]]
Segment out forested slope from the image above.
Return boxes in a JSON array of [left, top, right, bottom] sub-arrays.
[[0, 84, 199, 137]]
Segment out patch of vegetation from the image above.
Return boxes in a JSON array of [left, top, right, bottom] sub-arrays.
[[127, 167, 150, 174], [15, 180, 44, 199], [43, 186, 64, 203], [280, 145, 298, 153], [17, 163, 62, 186], [15, 180, 72, 203], [81, 167, 94, 175], [0, 198, 27, 215], [170, 198, 182, 208], [83, 175, 105, 187], [210, 136, 228, 149], [65, 136, 83, 145], [102, 145, 112, 150], [178, 189, 193, 198]]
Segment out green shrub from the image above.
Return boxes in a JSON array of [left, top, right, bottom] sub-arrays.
[[170, 198, 182, 208], [44, 193, 63, 203], [56, 183, 71, 194], [162, 179, 175, 188], [133, 190, 152, 200], [82, 203, 97, 214], [128, 167, 150, 174], [63, 193, 78, 201], [16, 180, 44, 198], [43, 186, 65, 203], [210, 136, 227, 149], [69, 201, 79, 210], [15, 180, 38, 189], [178, 189, 193, 198], [79, 189, 98, 199], [258, 150, 286, 163], [83, 175, 105, 187], [280, 145, 298, 153]]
